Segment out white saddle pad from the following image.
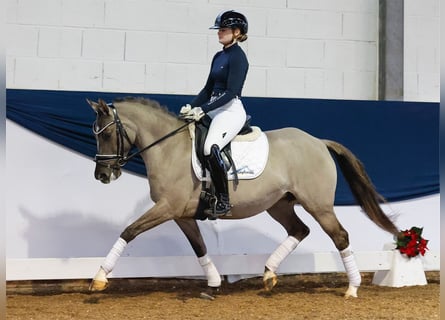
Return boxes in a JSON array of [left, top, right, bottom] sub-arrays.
[[189, 125, 269, 181]]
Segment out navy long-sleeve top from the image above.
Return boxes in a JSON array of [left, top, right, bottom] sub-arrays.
[[191, 43, 249, 113]]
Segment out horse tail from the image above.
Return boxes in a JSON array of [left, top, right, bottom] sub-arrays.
[[323, 139, 399, 236]]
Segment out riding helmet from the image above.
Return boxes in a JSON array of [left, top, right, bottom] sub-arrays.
[[209, 10, 248, 35]]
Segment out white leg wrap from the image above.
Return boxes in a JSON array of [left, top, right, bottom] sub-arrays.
[[265, 236, 300, 273], [198, 254, 221, 288], [340, 245, 361, 288], [101, 237, 127, 274]]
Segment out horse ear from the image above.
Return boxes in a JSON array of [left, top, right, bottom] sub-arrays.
[[86, 98, 110, 115], [97, 99, 110, 115], [86, 98, 98, 110]]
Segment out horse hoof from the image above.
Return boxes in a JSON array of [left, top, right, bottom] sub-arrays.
[[200, 286, 220, 300], [200, 292, 215, 300], [89, 279, 108, 292], [344, 285, 358, 298], [263, 270, 278, 291]]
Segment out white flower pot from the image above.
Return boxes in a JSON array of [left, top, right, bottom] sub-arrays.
[[372, 243, 427, 287]]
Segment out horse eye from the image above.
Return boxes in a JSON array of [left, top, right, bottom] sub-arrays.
[[102, 131, 112, 139]]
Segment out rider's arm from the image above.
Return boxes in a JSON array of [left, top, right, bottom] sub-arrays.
[[200, 48, 248, 113]]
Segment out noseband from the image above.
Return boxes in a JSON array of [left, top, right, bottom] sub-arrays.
[[93, 103, 191, 169]]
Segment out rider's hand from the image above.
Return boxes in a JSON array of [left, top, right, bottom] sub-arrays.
[[180, 106, 205, 121], [179, 104, 192, 117]]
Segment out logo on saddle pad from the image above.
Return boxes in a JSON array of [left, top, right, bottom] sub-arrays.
[[189, 125, 269, 181]]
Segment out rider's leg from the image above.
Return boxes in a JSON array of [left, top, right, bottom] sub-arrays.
[[204, 98, 247, 156], [205, 144, 231, 215], [204, 98, 246, 216]]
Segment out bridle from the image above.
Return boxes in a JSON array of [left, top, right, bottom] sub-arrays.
[[93, 104, 132, 169], [93, 103, 190, 169]]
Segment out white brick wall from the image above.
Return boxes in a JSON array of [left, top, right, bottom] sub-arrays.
[[58, 60, 103, 90], [82, 29, 125, 60], [5, 0, 439, 101], [6, 25, 38, 57], [404, 0, 440, 102], [38, 28, 82, 58]]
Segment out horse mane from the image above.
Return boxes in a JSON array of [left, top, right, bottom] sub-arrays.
[[114, 96, 179, 119]]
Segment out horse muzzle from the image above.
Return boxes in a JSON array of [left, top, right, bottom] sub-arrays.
[[94, 162, 122, 184]]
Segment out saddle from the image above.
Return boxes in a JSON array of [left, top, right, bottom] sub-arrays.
[[194, 115, 253, 180], [193, 115, 253, 220]]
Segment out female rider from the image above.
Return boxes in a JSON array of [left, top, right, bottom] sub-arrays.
[[180, 10, 249, 217]]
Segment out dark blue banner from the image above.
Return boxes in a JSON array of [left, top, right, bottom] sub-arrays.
[[6, 89, 439, 204]]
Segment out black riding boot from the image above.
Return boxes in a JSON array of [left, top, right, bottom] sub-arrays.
[[205, 144, 231, 216]]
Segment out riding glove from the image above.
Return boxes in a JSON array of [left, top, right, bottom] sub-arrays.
[[179, 104, 192, 116], [180, 105, 205, 121]]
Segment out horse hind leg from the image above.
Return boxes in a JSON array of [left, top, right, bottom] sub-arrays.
[[263, 197, 310, 291], [308, 207, 361, 298]]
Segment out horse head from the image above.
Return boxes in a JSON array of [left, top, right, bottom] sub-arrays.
[[87, 99, 134, 184]]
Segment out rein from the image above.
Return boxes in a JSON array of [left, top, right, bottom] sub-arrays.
[[93, 103, 190, 168], [124, 121, 190, 163]]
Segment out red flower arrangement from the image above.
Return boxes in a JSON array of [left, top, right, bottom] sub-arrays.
[[396, 227, 429, 258]]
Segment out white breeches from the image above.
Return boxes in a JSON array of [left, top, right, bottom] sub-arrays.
[[204, 98, 247, 156]]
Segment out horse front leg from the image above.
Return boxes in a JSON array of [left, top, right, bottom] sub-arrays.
[[175, 218, 222, 299], [89, 199, 175, 291]]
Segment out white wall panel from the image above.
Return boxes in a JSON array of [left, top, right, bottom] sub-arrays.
[[145, 63, 167, 94], [242, 68, 266, 97], [58, 60, 103, 90], [17, 0, 63, 26], [266, 10, 306, 38], [61, 0, 105, 27], [404, 0, 439, 102], [417, 73, 440, 99], [164, 64, 189, 94], [104, 1, 189, 32], [287, 40, 325, 69], [5, 57, 15, 87], [38, 28, 82, 58], [324, 41, 377, 72], [322, 70, 344, 99], [209, 0, 287, 9], [241, 8, 267, 37], [103, 62, 146, 92], [14, 58, 60, 89], [82, 29, 125, 60], [266, 68, 305, 97], [6, 1, 439, 110], [304, 69, 325, 98], [416, 44, 440, 74], [342, 12, 377, 41], [6, 25, 38, 57], [344, 71, 377, 100], [248, 38, 286, 68], [288, 0, 378, 13], [166, 33, 207, 64], [6, 0, 19, 23], [404, 0, 439, 17], [302, 11, 342, 39], [125, 31, 168, 62], [186, 64, 212, 94]]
